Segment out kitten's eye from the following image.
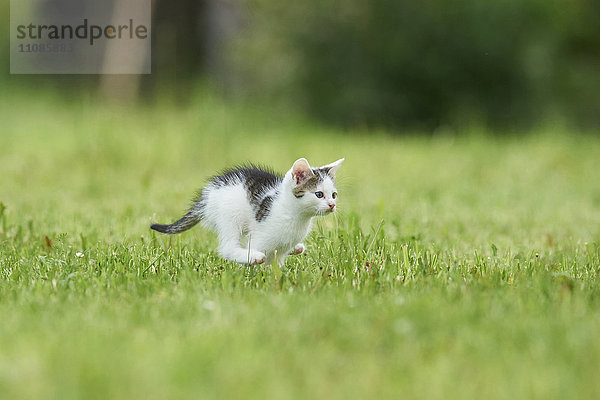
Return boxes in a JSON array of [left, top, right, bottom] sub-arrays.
[[332, 192, 337, 199], [315, 191, 324, 198]]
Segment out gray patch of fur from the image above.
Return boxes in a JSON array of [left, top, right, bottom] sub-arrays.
[[255, 193, 276, 222], [211, 165, 283, 222], [299, 168, 330, 193]]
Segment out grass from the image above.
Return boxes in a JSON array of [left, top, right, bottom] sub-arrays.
[[1, 92, 600, 399]]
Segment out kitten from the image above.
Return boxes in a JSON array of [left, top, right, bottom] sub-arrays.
[[151, 157, 344, 265]]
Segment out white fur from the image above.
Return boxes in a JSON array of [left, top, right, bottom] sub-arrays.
[[199, 158, 344, 265]]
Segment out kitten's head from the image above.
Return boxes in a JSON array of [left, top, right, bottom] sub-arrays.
[[286, 157, 344, 216]]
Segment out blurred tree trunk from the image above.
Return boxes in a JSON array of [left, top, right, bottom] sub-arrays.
[[99, 0, 154, 101], [203, 0, 244, 92], [100, 0, 214, 102]]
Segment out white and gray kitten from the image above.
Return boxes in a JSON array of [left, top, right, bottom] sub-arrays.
[[151, 157, 344, 265]]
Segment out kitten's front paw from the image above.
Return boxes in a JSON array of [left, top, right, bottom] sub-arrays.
[[290, 243, 305, 255], [249, 251, 266, 264]]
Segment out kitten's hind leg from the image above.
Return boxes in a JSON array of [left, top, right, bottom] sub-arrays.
[[212, 208, 265, 264], [289, 243, 306, 255], [219, 239, 265, 264]]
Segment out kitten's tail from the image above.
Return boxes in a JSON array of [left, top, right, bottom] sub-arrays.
[[151, 208, 201, 234]]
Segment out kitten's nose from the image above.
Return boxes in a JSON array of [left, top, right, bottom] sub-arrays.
[[328, 203, 335, 210]]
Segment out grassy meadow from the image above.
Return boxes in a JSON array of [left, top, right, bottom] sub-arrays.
[[1, 92, 600, 399]]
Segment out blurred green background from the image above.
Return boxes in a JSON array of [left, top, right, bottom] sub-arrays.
[[3, 2, 600, 399], [3, 0, 600, 131]]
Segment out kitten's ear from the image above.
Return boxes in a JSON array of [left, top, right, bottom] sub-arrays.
[[320, 158, 345, 179], [291, 158, 315, 186]]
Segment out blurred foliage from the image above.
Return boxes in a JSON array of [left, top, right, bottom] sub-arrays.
[[3, 0, 600, 131], [230, 0, 600, 130]]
